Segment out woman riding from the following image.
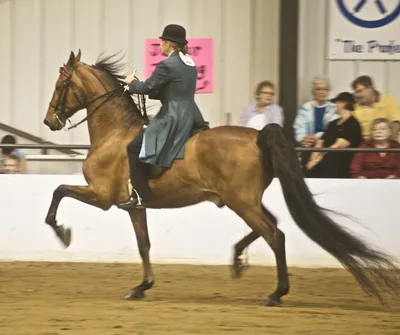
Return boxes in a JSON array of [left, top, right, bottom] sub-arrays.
[[117, 24, 206, 209]]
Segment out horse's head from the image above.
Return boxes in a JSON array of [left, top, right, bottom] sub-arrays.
[[44, 50, 85, 131]]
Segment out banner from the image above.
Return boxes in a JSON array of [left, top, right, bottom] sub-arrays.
[[144, 38, 214, 93], [328, 0, 400, 60]]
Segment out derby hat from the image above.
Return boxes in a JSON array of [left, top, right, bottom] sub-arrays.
[[159, 24, 188, 45]]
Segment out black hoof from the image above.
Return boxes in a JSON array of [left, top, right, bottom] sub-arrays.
[[264, 296, 282, 307], [231, 259, 248, 279], [54, 225, 72, 248], [121, 280, 154, 301], [121, 287, 145, 300]]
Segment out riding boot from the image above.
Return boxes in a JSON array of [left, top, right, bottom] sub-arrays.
[[117, 130, 152, 209]]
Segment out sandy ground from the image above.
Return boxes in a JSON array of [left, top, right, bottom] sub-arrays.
[[0, 262, 399, 335]]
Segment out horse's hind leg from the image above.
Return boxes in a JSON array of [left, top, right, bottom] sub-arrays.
[[260, 206, 290, 306], [232, 231, 259, 278], [229, 202, 289, 306], [231, 209, 278, 278], [121, 208, 155, 300], [45, 184, 111, 247]]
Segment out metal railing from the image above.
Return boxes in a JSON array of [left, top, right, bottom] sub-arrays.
[[2, 144, 400, 162]]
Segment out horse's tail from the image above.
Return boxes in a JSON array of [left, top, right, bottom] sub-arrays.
[[257, 123, 399, 304]]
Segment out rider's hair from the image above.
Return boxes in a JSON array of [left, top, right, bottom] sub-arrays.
[[170, 41, 188, 55]]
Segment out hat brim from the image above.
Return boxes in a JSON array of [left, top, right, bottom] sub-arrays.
[[159, 36, 188, 45]]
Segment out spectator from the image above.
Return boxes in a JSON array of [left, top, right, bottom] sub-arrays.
[[293, 75, 338, 147], [352, 75, 400, 140], [239, 80, 284, 130], [0, 135, 26, 173], [293, 76, 338, 172], [306, 92, 362, 178], [350, 118, 400, 179], [1, 153, 22, 174]]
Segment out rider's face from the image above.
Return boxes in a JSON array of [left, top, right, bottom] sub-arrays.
[[160, 39, 171, 56]]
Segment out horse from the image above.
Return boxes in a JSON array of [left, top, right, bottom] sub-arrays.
[[43, 49, 398, 307]]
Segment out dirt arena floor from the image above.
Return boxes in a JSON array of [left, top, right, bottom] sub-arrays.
[[0, 262, 399, 335]]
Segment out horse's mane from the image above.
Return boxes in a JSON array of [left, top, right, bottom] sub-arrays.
[[91, 50, 146, 127], [93, 50, 127, 85]]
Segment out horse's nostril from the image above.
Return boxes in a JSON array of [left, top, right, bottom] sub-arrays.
[[43, 119, 49, 126]]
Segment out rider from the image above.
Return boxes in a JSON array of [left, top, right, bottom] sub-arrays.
[[117, 24, 206, 209]]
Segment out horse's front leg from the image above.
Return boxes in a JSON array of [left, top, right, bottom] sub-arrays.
[[45, 184, 112, 247], [121, 208, 155, 300]]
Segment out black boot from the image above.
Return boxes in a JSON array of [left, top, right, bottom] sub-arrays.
[[117, 131, 152, 209]]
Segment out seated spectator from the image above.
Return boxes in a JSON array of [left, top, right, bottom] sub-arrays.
[[352, 75, 400, 140], [350, 118, 400, 179], [293, 75, 338, 147], [239, 80, 284, 130], [0, 135, 26, 173], [1, 154, 23, 174], [306, 92, 362, 178], [293, 76, 338, 172]]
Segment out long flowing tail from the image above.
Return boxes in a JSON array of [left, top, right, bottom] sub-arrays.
[[257, 123, 399, 304]]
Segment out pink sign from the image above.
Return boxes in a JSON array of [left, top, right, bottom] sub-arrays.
[[144, 38, 214, 93]]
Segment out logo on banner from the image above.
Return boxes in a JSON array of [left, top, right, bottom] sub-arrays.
[[336, 0, 400, 28], [144, 38, 214, 94]]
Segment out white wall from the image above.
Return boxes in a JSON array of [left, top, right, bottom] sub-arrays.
[[298, 0, 400, 106], [0, 0, 280, 145], [1, 175, 399, 267]]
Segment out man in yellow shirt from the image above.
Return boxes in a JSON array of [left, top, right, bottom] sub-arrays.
[[352, 75, 400, 140]]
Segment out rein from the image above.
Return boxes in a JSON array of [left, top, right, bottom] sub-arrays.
[[50, 64, 147, 131]]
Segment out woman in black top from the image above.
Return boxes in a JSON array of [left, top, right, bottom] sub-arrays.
[[306, 92, 362, 178]]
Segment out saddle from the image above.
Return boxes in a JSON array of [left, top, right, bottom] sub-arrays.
[[147, 121, 210, 179]]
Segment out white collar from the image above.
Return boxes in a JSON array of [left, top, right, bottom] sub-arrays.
[[179, 52, 195, 66]]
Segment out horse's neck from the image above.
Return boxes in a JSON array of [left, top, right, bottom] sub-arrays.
[[86, 94, 144, 145]]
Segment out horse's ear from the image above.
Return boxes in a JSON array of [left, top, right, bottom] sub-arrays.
[[75, 49, 81, 63], [66, 50, 75, 69]]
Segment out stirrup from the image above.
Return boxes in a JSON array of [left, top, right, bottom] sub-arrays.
[[132, 189, 142, 206]]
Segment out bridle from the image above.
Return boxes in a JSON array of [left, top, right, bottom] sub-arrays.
[[49, 64, 126, 131]]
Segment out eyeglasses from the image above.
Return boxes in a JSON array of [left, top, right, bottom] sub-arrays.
[[354, 86, 370, 95], [260, 91, 275, 95]]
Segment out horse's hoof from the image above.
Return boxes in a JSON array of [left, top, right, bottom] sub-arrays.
[[55, 226, 72, 248], [231, 261, 248, 279], [121, 280, 154, 300], [264, 296, 282, 307], [121, 288, 145, 300]]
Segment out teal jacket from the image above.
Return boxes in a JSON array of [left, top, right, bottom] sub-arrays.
[[128, 51, 205, 168]]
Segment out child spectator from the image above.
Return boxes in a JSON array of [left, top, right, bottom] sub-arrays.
[[2, 154, 23, 174], [0, 135, 26, 173]]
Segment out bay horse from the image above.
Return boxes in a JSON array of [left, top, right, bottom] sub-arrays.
[[43, 50, 398, 307]]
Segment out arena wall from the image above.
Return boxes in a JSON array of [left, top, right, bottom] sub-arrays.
[[0, 0, 280, 144], [1, 175, 399, 267]]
